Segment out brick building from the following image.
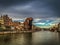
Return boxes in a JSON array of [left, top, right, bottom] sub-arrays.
[[2, 15, 13, 26], [24, 17, 33, 30]]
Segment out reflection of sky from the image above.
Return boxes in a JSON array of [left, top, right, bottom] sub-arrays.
[[13, 18, 60, 28]]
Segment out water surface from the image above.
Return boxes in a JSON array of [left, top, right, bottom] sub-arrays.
[[0, 31, 60, 45]]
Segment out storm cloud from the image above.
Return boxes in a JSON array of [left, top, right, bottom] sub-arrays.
[[0, 0, 60, 18]]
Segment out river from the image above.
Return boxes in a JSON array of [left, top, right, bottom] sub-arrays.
[[0, 31, 60, 45]]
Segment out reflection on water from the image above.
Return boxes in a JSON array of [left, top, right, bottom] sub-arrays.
[[0, 33, 32, 45], [0, 31, 60, 45], [32, 31, 60, 45]]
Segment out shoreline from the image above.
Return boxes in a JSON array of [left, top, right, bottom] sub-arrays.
[[0, 30, 33, 35], [0, 30, 60, 35]]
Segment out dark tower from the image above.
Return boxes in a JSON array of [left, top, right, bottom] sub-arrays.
[[24, 17, 33, 30], [28, 17, 33, 30]]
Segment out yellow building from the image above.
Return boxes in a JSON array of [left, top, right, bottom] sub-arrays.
[[0, 16, 4, 24]]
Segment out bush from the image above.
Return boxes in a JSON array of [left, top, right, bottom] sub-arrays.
[[0, 27, 4, 31]]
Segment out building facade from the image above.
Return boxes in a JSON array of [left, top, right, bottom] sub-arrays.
[[58, 23, 60, 31], [0, 16, 4, 25], [2, 15, 13, 26], [24, 17, 33, 30]]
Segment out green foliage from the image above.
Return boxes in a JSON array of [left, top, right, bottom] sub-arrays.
[[0, 27, 4, 31]]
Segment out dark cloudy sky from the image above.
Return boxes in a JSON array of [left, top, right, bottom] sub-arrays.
[[0, 0, 60, 18]]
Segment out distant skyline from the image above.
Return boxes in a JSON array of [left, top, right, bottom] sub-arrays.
[[0, 0, 60, 18], [12, 17, 60, 28]]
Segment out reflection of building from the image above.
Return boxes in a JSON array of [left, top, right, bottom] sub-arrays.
[[24, 17, 33, 30]]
